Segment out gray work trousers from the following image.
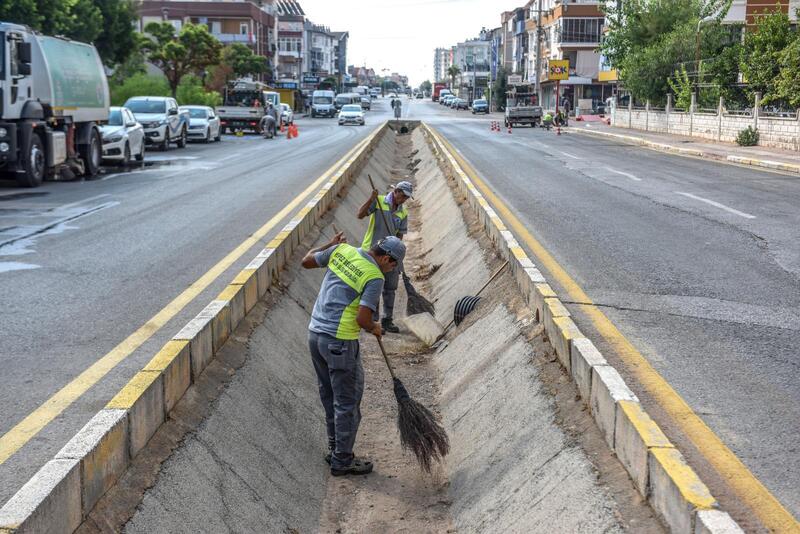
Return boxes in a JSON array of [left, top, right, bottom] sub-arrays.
[[373, 266, 399, 322], [308, 330, 364, 469]]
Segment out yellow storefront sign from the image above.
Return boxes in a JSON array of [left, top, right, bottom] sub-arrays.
[[548, 60, 569, 81]]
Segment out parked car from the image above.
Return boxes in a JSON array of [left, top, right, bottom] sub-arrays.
[[180, 105, 221, 143], [416, 92, 424, 99], [471, 99, 489, 114], [279, 103, 294, 125], [124, 96, 188, 151], [360, 96, 372, 110], [454, 98, 469, 110], [338, 104, 365, 126], [100, 106, 145, 165], [442, 95, 455, 107]]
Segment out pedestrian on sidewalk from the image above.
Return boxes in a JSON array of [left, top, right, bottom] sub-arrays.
[[302, 234, 406, 476], [356, 181, 412, 333]]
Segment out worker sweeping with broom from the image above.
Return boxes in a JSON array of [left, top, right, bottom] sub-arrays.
[[356, 180, 414, 334], [302, 233, 406, 476]]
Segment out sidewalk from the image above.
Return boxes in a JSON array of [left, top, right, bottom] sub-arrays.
[[567, 120, 800, 175]]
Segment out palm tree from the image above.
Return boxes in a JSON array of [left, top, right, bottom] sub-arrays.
[[447, 64, 461, 92]]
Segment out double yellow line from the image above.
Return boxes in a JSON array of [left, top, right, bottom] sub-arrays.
[[429, 126, 799, 533], [0, 128, 379, 467]]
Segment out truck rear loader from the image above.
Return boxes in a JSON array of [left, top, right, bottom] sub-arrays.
[[0, 22, 109, 187]]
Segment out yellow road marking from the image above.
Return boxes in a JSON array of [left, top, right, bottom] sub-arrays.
[[0, 129, 379, 467], [429, 126, 800, 533]]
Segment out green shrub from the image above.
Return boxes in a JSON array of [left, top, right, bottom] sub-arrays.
[[736, 126, 759, 146], [176, 76, 222, 107], [110, 73, 169, 106]]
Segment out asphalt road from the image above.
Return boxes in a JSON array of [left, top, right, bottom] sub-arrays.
[[0, 99, 391, 504], [408, 100, 800, 523]]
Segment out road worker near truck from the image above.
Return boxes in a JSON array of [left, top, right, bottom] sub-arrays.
[[302, 234, 406, 476], [357, 181, 413, 333]]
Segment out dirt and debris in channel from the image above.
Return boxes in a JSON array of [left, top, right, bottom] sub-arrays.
[[318, 126, 455, 534]]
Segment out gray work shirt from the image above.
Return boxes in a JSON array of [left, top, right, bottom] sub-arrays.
[[365, 192, 409, 248], [308, 245, 384, 338]]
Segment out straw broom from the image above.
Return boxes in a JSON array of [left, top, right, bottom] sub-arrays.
[[376, 336, 449, 472]]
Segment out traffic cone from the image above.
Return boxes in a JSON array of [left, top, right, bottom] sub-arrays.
[[508, 123, 512, 134], [287, 124, 292, 139], [291, 124, 299, 138], [280, 121, 286, 133]]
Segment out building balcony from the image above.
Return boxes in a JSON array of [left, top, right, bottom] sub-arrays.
[[212, 32, 255, 44]]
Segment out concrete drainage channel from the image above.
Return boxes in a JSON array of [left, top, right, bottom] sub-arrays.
[[0, 121, 740, 533]]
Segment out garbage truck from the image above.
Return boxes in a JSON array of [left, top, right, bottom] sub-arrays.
[[0, 22, 109, 187]]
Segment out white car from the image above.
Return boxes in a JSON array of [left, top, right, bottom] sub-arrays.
[[124, 96, 188, 151], [180, 105, 221, 142], [338, 104, 365, 126], [100, 106, 145, 165], [279, 103, 294, 125]]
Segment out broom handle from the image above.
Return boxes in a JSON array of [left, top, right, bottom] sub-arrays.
[[375, 337, 398, 380], [368, 174, 398, 236], [439, 260, 510, 333]]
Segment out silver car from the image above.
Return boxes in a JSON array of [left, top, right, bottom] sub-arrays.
[[280, 103, 294, 125], [180, 105, 221, 142]]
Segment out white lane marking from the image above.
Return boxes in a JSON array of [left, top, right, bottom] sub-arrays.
[[606, 167, 642, 181], [675, 191, 756, 219], [57, 194, 112, 211], [560, 151, 581, 160], [217, 153, 240, 162], [0, 261, 40, 273]]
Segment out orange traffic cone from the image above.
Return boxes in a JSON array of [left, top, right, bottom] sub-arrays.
[[508, 123, 512, 134], [291, 124, 298, 138], [280, 121, 286, 133]]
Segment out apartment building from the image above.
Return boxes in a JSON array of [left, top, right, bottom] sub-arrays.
[[433, 47, 454, 83], [500, 11, 515, 73], [138, 0, 278, 81], [276, 0, 304, 82], [526, 0, 610, 111], [454, 34, 491, 101], [723, 0, 800, 24]]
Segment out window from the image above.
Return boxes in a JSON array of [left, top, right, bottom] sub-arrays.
[[559, 18, 603, 44], [240, 23, 248, 35]]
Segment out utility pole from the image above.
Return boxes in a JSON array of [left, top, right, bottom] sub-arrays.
[[534, 0, 543, 104]]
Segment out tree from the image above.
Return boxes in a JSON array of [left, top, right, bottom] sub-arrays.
[[492, 66, 508, 110], [419, 80, 432, 93], [141, 22, 223, 97], [94, 0, 139, 67], [176, 75, 222, 107], [110, 73, 169, 106], [0, 0, 136, 67], [223, 43, 268, 80], [447, 64, 461, 90], [740, 8, 793, 103], [772, 35, 800, 107]]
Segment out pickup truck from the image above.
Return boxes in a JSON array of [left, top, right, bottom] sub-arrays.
[[504, 93, 542, 127], [124, 96, 189, 151]]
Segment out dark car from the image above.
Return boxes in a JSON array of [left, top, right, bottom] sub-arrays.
[[454, 98, 469, 110], [471, 99, 489, 114]]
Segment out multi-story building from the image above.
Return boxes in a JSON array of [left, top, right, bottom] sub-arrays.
[[304, 22, 337, 78], [348, 66, 377, 86], [332, 31, 349, 85], [722, 0, 800, 24], [137, 0, 278, 82], [276, 0, 305, 82], [433, 47, 454, 83], [500, 11, 515, 73], [526, 0, 610, 112], [511, 7, 528, 77], [454, 33, 491, 101]]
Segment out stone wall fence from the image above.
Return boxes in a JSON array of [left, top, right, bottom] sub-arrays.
[[611, 93, 800, 151]]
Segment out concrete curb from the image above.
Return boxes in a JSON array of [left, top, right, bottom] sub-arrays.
[[0, 123, 390, 533], [423, 123, 744, 534], [569, 126, 800, 175]]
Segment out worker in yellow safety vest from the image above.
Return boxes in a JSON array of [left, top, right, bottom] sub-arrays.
[[302, 234, 406, 476], [357, 181, 412, 333]]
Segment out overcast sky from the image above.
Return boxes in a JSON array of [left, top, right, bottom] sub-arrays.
[[298, 0, 523, 87]]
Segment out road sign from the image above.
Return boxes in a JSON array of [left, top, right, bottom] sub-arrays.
[[302, 75, 319, 84], [548, 60, 569, 81], [508, 74, 523, 85]]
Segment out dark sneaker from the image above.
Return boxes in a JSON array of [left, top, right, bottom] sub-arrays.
[[381, 318, 400, 334], [331, 457, 374, 477], [325, 452, 332, 465]]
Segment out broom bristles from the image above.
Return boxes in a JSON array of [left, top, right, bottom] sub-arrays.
[[403, 272, 436, 316], [393, 378, 450, 473]]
